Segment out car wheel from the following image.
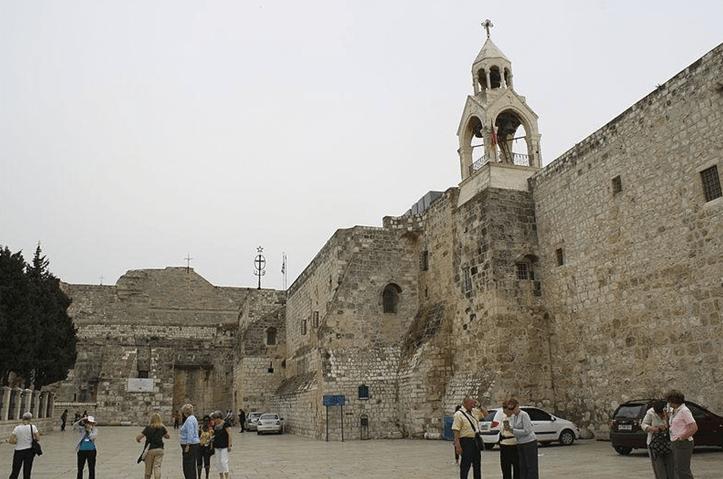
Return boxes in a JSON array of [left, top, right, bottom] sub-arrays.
[[484, 442, 496, 450], [614, 446, 632, 455], [257, 431, 261, 435], [559, 429, 575, 446]]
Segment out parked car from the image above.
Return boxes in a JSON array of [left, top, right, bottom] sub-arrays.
[[479, 407, 580, 450], [256, 413, 283, 434], [610, 399, 723, 455], [245, 411, 263, 431]]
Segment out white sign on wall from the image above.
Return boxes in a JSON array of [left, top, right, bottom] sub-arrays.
[[127, 378, 154, 392]]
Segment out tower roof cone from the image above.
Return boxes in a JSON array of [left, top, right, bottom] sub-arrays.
[[474, 37, 510, 65]]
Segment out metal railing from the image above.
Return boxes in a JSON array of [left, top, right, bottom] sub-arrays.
[[469, 152, 530, 175]]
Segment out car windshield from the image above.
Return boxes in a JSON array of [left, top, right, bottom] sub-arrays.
[[260, 414, 278, 420], [483, 410, 497, 421], [615, 405, 645, 419], [249, 413, 262, 419]]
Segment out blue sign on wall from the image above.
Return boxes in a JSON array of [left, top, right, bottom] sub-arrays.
[[323, 395, 346, 406]]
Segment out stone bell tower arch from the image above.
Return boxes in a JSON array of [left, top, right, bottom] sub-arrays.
[[457, 20, 542, 181]]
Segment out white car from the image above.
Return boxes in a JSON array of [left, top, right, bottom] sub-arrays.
[[478, 407, 580, 449], [245, 411, 263, 431], [256, 413, 283, 434]]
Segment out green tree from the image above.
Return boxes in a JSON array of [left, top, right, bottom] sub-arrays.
[[26, 244, 77, 389], [0, 244, 77, 388], [0, 246, 34, 386]]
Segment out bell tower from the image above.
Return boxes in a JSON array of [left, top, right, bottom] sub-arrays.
[[457, 20, 542, 181]]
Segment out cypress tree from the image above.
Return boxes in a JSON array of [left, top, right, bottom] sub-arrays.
[[26, 244, 78, 389]]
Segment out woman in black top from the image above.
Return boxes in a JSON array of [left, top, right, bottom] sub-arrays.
[[136, 413, 171, 479], [211, 411, 233, 479]]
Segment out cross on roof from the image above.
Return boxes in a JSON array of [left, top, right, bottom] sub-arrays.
[[482, 19, 494, 38]]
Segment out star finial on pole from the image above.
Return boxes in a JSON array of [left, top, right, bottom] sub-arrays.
[[481, 19, 494, 39]]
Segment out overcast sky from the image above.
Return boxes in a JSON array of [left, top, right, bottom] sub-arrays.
[[1, 1, 721, 290]]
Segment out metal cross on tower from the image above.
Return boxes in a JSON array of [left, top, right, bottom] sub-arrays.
[[481, 19, 494, 38], [184, 254, 193, 273], [254, 246, 266, 289]]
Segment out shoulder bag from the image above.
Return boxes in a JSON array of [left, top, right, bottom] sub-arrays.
[[29, 424, 43, 456], [460, 410, 484, 451], [649, 429, 671, 455]]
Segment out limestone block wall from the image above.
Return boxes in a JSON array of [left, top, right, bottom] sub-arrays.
[[235, 289, 286, 413], [281, 225, 421, 439], [57, 268, 248, 424], [530, 43, 723, 436], [406, 184, 550, 413]]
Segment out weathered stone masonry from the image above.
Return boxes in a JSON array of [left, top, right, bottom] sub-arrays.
[[54, 38, 722, 443]]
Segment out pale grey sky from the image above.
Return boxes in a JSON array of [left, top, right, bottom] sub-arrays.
[[1, 1, 721, 289]]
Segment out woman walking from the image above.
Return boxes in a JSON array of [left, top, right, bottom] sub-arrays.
[[136, 413, 170, 479], [73, 415, 98, 479], [8, 412, 40, 479]]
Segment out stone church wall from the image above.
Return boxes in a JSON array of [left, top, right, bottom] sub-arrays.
[[58, 268, 249, 424], [280, 225, 421, 439], [235, 288, 287, 414], [530, 43, 723, 437]]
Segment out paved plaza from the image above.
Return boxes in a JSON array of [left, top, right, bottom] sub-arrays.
[[2, 426, 722, 478]]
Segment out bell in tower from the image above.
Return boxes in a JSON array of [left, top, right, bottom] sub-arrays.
[[457, 20, 542, 181]]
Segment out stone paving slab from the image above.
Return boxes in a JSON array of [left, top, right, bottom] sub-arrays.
[[2, 426, 722, 478]]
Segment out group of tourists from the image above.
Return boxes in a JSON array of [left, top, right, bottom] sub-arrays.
[[8, 411, 99, 479], [6, 402, 235, 479], [177, 403, 233, 479], [135, 402, 235, 479], [452, 389, 700, 479], [452, 395, 539, 479], [641, 390, 699, 479]]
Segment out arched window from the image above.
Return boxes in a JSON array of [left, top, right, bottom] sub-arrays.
[[266, 327, 277, 346], [382, 283, 402, 314]]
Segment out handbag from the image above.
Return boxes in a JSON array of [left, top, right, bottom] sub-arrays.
[[649, 429, 671, 455], [29, 424, 42, 456], [137, 445, 148, 464], [460, 410, 484, 451]]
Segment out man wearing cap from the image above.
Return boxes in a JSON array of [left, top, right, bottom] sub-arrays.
[[73, 414, 98, 479]]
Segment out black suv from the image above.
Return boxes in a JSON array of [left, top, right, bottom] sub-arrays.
[[610, 399, 723, 455]]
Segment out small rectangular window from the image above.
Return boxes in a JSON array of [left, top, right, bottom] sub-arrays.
[[516, 263, 530, 280], [701, 166, 722, 202], [612, 175, 622, 194], [301, 319, 307, 335], [313, 311, 319, 328], [556, 248, 564, 266]]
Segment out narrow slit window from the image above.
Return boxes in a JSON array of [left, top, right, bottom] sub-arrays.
[[612, 175, 622, 194]]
